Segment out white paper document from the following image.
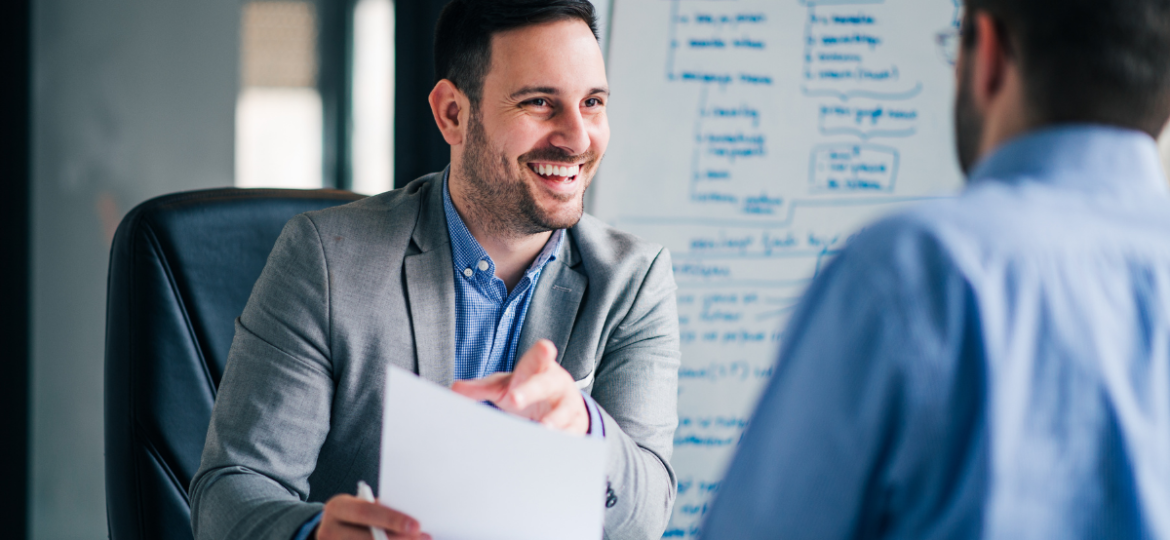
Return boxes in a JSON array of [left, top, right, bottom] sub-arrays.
[[378, 367, 608, 540]]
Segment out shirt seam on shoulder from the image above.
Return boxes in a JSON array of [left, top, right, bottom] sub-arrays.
[[606, 246, 672, 353], [302, 214, 333, 360]]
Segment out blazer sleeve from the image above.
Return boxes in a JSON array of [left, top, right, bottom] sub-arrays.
[[591, 247, 682, 540], [189, 213, 335, 540]]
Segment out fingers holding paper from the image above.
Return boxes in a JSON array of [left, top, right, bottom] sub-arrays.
[[451, 339, 590, 435], [316, 494, 431, 540]]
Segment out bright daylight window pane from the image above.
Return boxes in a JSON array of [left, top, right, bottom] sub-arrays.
[[351, 0, 395, 195], [236, 1, 324, 189]]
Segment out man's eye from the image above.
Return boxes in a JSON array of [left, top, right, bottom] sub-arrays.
[[527, 98, 549, 107], [585, 98, 603, 107]]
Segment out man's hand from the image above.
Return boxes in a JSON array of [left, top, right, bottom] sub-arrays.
[[315, 494, 430, 540], [451, 339, 590, 435]]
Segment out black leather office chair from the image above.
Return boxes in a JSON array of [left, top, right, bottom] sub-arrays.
[[104, 187, 365, 540]]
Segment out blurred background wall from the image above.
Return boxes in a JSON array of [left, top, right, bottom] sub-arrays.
[[30, 0, 238, 537]]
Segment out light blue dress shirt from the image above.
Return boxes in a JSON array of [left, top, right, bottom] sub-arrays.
[[294, 173, 604, 540], [440, 173, 604, 437], [700, 125, 1170, 539], [442, 175, 566, 379]]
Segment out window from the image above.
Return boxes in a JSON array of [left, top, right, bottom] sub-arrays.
[[351, 0, 394, 195], [236, 1, 323, 189], [235, 0, 394, 194]]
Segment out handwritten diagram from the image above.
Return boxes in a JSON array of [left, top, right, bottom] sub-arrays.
[[595, 0, 963, 537]]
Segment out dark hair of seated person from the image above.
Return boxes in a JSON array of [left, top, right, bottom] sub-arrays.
[[434, 0, 599, 106], [963, 0, 1170, 137]]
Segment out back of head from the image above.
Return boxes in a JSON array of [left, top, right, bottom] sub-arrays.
[[434, 0, 599, 106], [966, 0, 1170, 136]]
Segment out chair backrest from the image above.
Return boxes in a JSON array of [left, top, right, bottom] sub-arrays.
[[104, 187, 365, 540]]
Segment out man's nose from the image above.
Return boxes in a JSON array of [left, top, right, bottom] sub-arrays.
[[548, 107, 591, 156]]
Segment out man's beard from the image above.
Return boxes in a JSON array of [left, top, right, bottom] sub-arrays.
[[954, 55, 984, 177], [459, 112, 598, 239]]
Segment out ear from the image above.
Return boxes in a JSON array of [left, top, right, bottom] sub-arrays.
[[429, 79, 469, 146], [970, 12, 1012, 112]]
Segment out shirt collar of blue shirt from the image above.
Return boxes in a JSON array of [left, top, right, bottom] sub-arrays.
[[442, 169, 566, 280], [967, 123, 1170, 198]]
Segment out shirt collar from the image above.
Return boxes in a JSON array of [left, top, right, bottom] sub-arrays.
[[967, 123, 1170, 198], [442, 170, 564, 277]]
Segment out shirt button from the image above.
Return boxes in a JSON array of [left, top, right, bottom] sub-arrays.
[[463, 268, 473, 278], [478, 260, 489, 271]]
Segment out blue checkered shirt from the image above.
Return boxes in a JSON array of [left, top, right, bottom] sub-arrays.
[[441, 174, 604, 438], [439, 172, 608, 420], [442, 175, 565, 379], [292, 172, 605, 540]]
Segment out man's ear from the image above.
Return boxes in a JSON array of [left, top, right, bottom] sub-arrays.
[[970, 12, 1011, 112], [429, 79, 469, 146]]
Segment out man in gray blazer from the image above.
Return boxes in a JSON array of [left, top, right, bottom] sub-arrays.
[[190, 1, 679, 539]]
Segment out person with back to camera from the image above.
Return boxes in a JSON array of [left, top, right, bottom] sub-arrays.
[[189, 1, 682, 539], [701, 0, 1170, 538]]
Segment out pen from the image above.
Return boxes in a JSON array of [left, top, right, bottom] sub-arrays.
[[356, 481, 390, 540]]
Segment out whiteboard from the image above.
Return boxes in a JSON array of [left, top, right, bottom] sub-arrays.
[[591, 1, 963, 537]]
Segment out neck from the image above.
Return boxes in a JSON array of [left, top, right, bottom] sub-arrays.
[[448, 169, 552, 291], [979, 70, 1032, 160]]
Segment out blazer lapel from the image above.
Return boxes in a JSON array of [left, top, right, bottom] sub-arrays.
[[404, 172, 456, 388], [519, 233, 587, 375]]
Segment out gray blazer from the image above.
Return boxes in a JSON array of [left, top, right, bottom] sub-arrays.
[[190, 173, 681, 540]]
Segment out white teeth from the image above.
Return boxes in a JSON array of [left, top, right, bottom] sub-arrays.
[[531, 163, 580, 178]]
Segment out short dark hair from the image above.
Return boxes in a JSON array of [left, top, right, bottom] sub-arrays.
[[434, 0, 598, 105], [964, 0, 1170, 136]]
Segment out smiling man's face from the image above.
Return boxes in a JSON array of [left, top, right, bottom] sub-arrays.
[[456, 17, 610, 237]]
